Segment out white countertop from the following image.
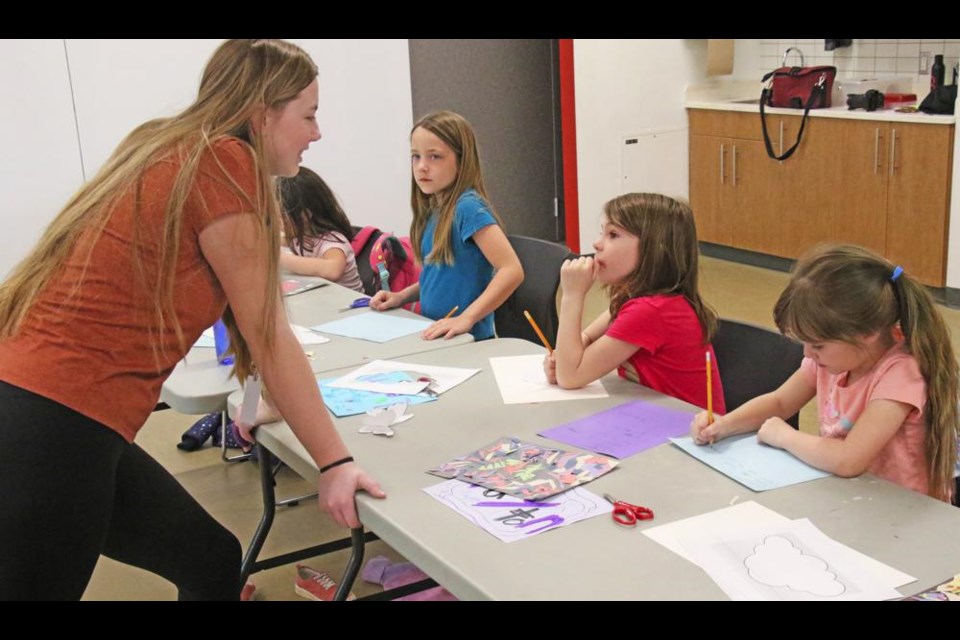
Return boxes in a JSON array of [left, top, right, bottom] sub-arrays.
[[686, 80, 955, 126]]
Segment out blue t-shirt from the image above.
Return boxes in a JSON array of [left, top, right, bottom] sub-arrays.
[[419, 189, 498, 339]]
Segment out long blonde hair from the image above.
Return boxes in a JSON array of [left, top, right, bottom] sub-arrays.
[[774, 244, 959, 501], [604, 193, 718, 343], [409, 110, 503, 265], [0, 39, 317, 383]]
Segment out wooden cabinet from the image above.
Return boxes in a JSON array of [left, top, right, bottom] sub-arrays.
[[689, 109, 954, 286]]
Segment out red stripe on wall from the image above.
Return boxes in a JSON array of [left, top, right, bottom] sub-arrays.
[[558, 39, 579, 254]]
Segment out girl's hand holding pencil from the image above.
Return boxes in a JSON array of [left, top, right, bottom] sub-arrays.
[[691, 410, 727, 445]]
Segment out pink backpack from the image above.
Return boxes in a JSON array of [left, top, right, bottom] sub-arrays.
[[350, 226, 421, 312]]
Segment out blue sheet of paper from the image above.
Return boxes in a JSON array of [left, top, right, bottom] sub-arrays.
[[670, 433, 831, 491], [310, 312, 433, 343], [539, 399, 695, 459], [317, 377, 436, 418]]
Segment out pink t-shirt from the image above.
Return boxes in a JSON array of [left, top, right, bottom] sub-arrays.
[[292, 231, 363, 293], [605, 295, 725, 413], [801, 342, 929, 495]]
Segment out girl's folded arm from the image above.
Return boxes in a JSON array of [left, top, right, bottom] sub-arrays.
[[778, 398, 912, 477], [279, 247, 347, 280], [555, 334, 638, 389]]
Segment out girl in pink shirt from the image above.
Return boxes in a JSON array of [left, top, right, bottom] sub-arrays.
[[546, 193, 724, 414], [279, 166, 364, 292], [692, 244, 958, 503]]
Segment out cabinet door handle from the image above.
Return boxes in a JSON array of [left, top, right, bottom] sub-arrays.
[[719, 143, 725, 185], [732, 144, 737, 186], [889, 129, 897, 176], [874, 128, 880, 175], [779, 121, 784, 157]]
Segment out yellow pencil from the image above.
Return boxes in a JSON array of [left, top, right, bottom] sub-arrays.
[[443, 305, 459, 319], [523, 310, 553, 353], [706, 351, 714, 425]]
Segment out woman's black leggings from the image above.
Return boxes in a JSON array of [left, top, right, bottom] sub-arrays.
[[0, 381, 241, 600]]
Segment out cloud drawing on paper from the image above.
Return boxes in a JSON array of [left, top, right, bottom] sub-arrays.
[[743, 535, 846, 597]]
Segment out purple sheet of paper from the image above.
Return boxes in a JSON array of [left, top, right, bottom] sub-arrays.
[[538, 399, 696, 459]]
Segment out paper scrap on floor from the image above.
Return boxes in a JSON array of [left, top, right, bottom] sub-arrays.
[[540, 399, 694, 458], [428, 435, 618, 501], [489, 354, 608, 404], [424, 479, 613, 542], [679, 517, 911, 600], [326, 359, 480, 396], [670, 433, 831, 491], [310, 312, 432, 343], [643, 501, 914, 597]]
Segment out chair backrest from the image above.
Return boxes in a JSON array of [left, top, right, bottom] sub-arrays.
[[712, 318, 805, 429], [494, 235, 576, 346]]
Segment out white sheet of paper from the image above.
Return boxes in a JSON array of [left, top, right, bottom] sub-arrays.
[[423, 479, 613, 543], [678, 518, 909, 601], [290, 323, 331, 345], [643, 502, 915, 591], [327, 359, 480, 396], [194, 323, 329, 348], [489, 355, 608, 404], [194, 328, 216, 348]]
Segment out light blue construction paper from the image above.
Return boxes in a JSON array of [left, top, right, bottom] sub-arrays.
[[317, 377, 435, 418], [310, 312, 433, 343], [193, 330, 215, 348], [670, 433, 831, 492]]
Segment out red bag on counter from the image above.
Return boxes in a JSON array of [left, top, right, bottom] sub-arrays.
[[759, 65, 837, 161], [761, 65, 836, 109]]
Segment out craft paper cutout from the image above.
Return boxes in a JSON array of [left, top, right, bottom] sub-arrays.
[[317, 377, 435, 418], [358, 403, 414, 437], [423, 480, 613, 543], [327, 360, 480, 396], [428, 436, 618, 501]]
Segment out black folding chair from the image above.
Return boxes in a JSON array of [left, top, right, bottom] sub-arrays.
[[494, 235, 576, 347], [711, 318, 805, 429]]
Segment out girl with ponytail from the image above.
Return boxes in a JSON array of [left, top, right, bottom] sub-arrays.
[[691, 243, 958, 503]]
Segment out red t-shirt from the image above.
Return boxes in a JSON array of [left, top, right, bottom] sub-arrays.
[[0, 137, 260, 442], [605, 294, 725, 413]]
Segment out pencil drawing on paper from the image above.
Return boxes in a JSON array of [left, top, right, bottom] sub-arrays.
[[741, 535, 847, 597]]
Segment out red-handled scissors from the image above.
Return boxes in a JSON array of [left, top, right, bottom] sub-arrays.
[[603, 493, 654, 526]]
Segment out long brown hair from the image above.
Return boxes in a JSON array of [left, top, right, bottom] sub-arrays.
[[0, 39, 317, 383], [774, 243, 959, 501], [280, 166, 355, 254], [409, 110, 503, 265], [604, 193, 717, 343]]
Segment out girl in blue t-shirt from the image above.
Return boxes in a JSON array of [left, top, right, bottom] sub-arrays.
[[370, 111, 522, 340]]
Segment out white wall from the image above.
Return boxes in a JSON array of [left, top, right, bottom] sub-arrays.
[[572, 39, 707, 247], [0, 40, 85, 277], [0, 39, 413, 279]]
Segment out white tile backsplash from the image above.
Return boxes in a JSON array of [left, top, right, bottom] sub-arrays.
[[761, 39, 958, 81]]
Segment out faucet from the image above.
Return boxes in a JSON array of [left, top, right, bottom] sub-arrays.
[[781, 47, 805, 67]]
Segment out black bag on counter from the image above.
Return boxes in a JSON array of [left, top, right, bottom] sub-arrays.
[[918, 85, 957, 115]]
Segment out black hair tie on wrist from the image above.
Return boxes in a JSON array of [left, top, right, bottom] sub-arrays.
[[319, 456, 354, 474]]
